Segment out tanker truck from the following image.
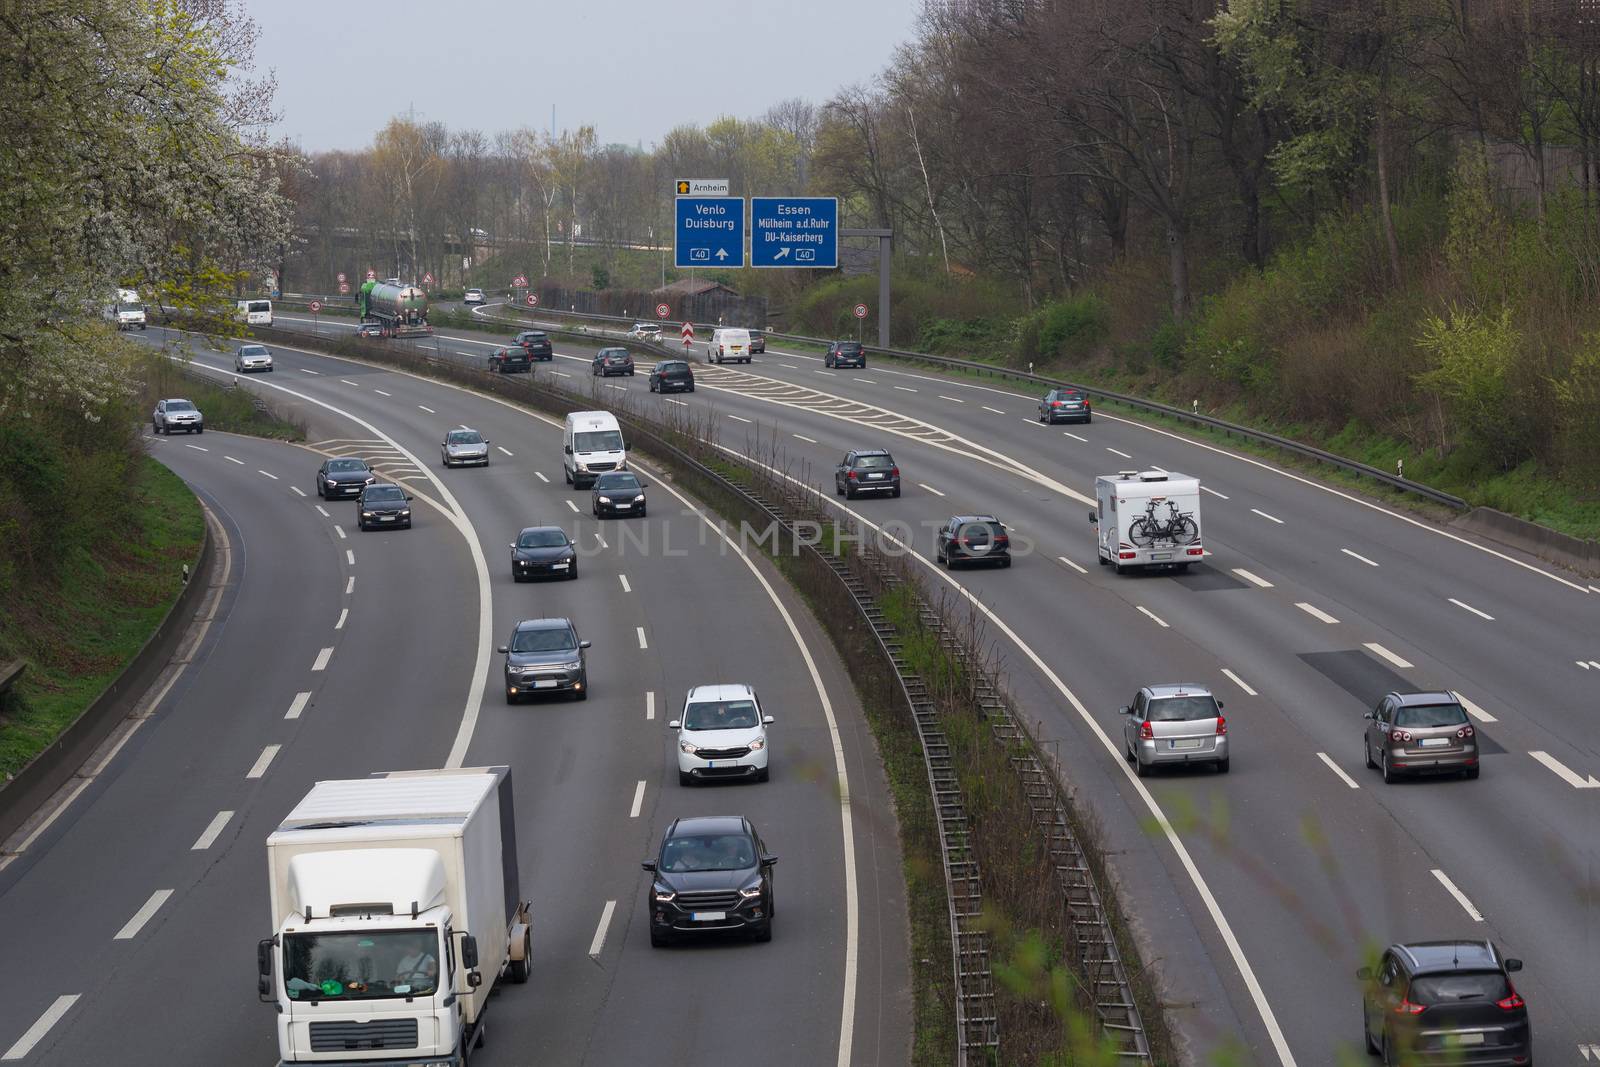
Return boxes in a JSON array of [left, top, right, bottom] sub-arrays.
[[357, 280, 432, 338]]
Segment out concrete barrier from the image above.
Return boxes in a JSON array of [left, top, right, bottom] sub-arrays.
[[1452, 507, 1600, 577]]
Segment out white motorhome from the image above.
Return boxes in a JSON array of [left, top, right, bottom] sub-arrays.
[[237, 298, 274, 326], [260, 768, 531, 1067], [563, 410, 627, 488], [1089, 470, 1204, 574], [106, 288, 146, 330]]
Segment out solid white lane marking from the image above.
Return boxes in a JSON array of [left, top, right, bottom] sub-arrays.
[[982, 405, 1006, 414], [374, 389, 391, 396], [191, 810, 234, 851], [312, 647, 333, 671], [793, 433, 817, 443], [340, 378, 358, 386], [345, 549, 355, 566], [636, 627, 648, 650], [918, 482, 945, 497], [1448, 597, 1495, 620], [335, 608, 348, 630], [1200, 485, 1229, 499], [646, 692, 656, 721], [1063, 431, 1087, 442], [1221, 668, 1258, 696], [535, 471, 549, 482], [334, 525, 346, 540], [345, 576, 354, 594], [418, 404, 435, 414], [224, 455, 244, 465], [497, 445, 513, 456], [588, 900, 617, 958], [1342, 548, 1379, 566], [298, 367, 319, 375], [246, 745, 280, 779], [1592, 660, 1600, 669], [1295, 602, 1340, 624], [1057, 555, 1086, 575], [619, 574, 631, 593], [938, 395, 964, 403], [1232, 568, 1273, 588], [728, 414, 753, 423], [315, 505, 330, 518], [1137, 606, 1169, 628], [1431, 869, 1484, 921], [595, 534, 607, 549], [604, 384, 627, 392], [3, 995, 80, 1060], [1317, 752, 1360, 789], [629, 781, 646, 819], [1449, 691, 1496, 723], [290, 486, 306, 497], [1363, 642, 1413, 669], [894, 385, 917, 392], [185, 443, 208, 452], [553, 370, 570, 378], [565, 499, 579, 513], [1251, 508, 1285, 524], [285, 692, 311, 720], [1529, 750, 1600, 788], [1579, 661, 1590, 670], [1106, 447, 1133, 459]]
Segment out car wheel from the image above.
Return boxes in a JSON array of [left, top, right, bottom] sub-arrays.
[[1362, 1003, 1378, 1055], [752, 920, 772, 943], [1084, 413, 1093, 424], [1381, 749, 1397, 784], [1112, 560, 1125, 575], [316, 482, 324, 498], [687, 384, 695, 392], [678, 771, 693, 787], [505, 690, 518, 705], [756, 765, 769, 783], [1135, 755, 1151, 778], [1125, 740, 1136, 763], [639, 505, 646, 518], [195, 426, 203, 434], [512, 571, 524, 583], [1097, 553, 1109, 566], [564, 468, 572, 485], [844, 484, 856, 500], [575, 685, 588, 702], [509, 931, 533, 984], [1364, 739, 1377, 769], [1215, 757, 1229, 774], [1380, 1032, 1394, 1067], [649, 380, 657, 392], [567, 565, 577, 580], [650, 926, 670, 948], [891, 486, 901, 498], [1001, 557, 1012, 568], [1463, 764, 1480, 780]]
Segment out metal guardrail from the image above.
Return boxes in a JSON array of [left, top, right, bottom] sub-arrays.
[[0, 659, 25, 696]]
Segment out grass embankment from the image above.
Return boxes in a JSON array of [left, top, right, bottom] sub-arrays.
[[141, 350, 307, 441]]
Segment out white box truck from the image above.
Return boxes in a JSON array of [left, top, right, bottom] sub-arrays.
[[258, 767, 531, 1066], [562, 410, 628, 488], [1089, 470, 1205, 574]]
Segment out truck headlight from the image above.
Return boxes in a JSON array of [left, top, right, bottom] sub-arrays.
[[679, 740, 699, 755]]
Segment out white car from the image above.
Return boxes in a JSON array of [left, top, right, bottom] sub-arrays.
[[628, 322, 663, 341], [463, 288, 485, 305], [234, 343, 274, 373], [669, 684, 774, 785], [152, 398, 203, 435]]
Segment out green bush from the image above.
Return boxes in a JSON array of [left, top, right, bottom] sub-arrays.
[[1033, 294, 1108, 362]]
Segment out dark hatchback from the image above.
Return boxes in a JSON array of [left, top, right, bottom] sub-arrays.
[[509, 525, 577, 581], [1038, 387, 1092, 424], [489, 345, 531, 373], [749, 330, 766, 354], [356, 483, 412, 530], [1359, 941, 1531, 1064], [649, 359, 695, 393], [834, 449, 900, 499], [499, 617, 590, 703], [936, 515, 1012, 569], [592, 470, 647, 518], [515, 330, 553, 360], [592, 347, 635, 376], [824, 341, 865, 369], [643, 815, 777, 946], [316, 457, 376, 499]]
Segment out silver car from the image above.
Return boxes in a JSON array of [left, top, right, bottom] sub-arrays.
[[152, 398, 203, 435], [234, 343, 273, 373], [1364, 691, 1479, 782], [1121, 684, 1228, 776], [442, 428, 490, 468]]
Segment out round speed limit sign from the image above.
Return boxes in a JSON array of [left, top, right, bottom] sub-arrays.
[[655, 303, 671, 319], [853, 303, 869, 319], [525, 293, 538, 307], [309, 300, 322, 313]]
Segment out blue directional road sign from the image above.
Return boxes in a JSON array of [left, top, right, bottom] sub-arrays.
[[675, 196, 744, 269], [750, 197, 838, 269]]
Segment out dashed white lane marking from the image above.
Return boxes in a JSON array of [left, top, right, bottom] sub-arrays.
[[1295, 602, 1340, 624], [636, 627, 648, 650], [1452, 691, 1497, 724], [1057, 556, 1086, 575], [646, 692, 656, 720], [1317, 753, 1360, 789], [855, 378, 877, 385], [595, 534, 607, 549], [246, 745, 280, 779], [418, 404, 435, 414], [1251, 508, 1285, 524], [603, 384, 627, 393], [728, 414, 753, 423], [1529, 750, 1600, 789], [3, 995, 80, 1060], [1200, 485, 1229, 499], [298, 368, 319, 375], [1063, 431, 1087, 442], [1341, 548, 1380, 566], [1581, 661, 1591, 670], [334, 525, 346, 540], [588, 900, 617, 959], [285, 692, 311, 720], [185, 443, 208, 452], [565, 500, 579, 513], [793, 434, 817, 443], [315, 505, 330, 518], [665, 397, 689, 407], [1448, 597, 1495, 621], [497, 446, 513, 457], [938, 395, 964, 403], [374, 389, 391, 396], [191, 810, 235, 850], [290, 486, 306, 497], [553, 370, 571, 378], [1221, 668, 1258, 696], [345, 576, 354, 594], [345, 549, 355, 566], [815, 369, 837, 376], [781, 363, 798, 369], [918, 483, 945, 497], [340, 379, 358, 386], [1363, 642, 1413, 669], [1106, 447, 1133, 459], [535, 471, 549, 483], [629, 781, 646, 819], [1431, 869, 1484, 922], [982, 405, 1006, 414], [1232, 568, 1273, 588], [1136, 606, 1169, 628], [894, 385, 917, 393], [312, 647, 333, 672], [224, 455, 244, 465], [335, 608, 348, 630]]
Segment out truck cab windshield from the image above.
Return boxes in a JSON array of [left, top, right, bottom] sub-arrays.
[[283, 929, 442, 1001], [574, 430, 623, 452]]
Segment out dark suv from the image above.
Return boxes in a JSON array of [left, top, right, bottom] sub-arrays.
[[499, 617, 590, 703], [749, 330, 766, 354], [514, 330, 553, 361], [834, 449, 900, 499], [642, 815, 777, 946], [489, 345, 531, 373], [1364, 691, 1480, 782], [1358, 941, 1530, 1063], [649, 359, 694, 393], [1038, 387, 1091, 424], [824, 341, 865, 369], [936, 515, 1012, 569]]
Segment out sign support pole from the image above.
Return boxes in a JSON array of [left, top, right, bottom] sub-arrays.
[[842, 228, 893, 348]]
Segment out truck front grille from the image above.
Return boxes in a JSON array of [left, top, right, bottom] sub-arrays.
[[309, 1019, 419, 1052]]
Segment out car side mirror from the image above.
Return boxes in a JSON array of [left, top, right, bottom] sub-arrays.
[[467, 972, 482, 988], [1363, 712, 1373, 719], [1118, 705, 1131, 715], [1216, 701, 1224, 710], [508, 543, 516, 549], [460, 934, 479, 970], [497, 645, 509, 654], [579, 640, 591, 649], [564, 445, 572, 454], [405, 494, 413, 501], [641, 860, 657, 872], [668, 719, 681, 729], [761, 856, 778, 866], [1087, 511, 1098, 524], [1356, 966, 1373, 981], [624, 443, 633, 451], [763, 715, 775, 725], [1504, 958, 1522, 973], [638, 483, 648, 489], [257, 938, 273, 977]]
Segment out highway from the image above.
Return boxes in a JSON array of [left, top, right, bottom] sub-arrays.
[[264, 305, 1600, 1063], [0, 330, 910, 1065]]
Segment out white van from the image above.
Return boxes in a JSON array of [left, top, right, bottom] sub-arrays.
[[563, 410, 628, 488], [707, 328, 752, 364], [1089, 470, 1204, 574], [236, 298, 273, 326], [107, 288, 146, 330]]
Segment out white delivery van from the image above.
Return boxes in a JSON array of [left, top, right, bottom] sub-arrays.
[[707, 328, 752, 364], [107, 288, 146, 330], [237, 298, 274, 326], [563, 410, 627, 488], [1089, 470, 1204, 574]]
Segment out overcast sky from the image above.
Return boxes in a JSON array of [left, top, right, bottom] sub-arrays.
[[248, 0, 922, 153]]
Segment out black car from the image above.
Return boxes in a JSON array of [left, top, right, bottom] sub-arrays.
[[649, 359, 695, 393], [514, 330, 553, 361], [936, 515, 1012, 569], [592, 470, 647, 518], [824, 341, 865, 369], [642, 815, 776, 946], [316, 457, 376, 499], [1038, 387, 1092, 424], [834, 449, 901, 499], [749, 330, 766, 354], [592, 347, 635, 377], [510, 526, 577, 582], [499, 617, 589, 702], [489, 345, 531, 373], [1358, 941, 1530, 1063], [356, 483, 412, 530]]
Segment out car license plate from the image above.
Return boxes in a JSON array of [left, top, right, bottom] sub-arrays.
[[1450, 1034, 1485, 1047], [1419, 737, 1448, 747], [552, 562, 568, 569], [379, 515, 395, 522], [704, 761, 715, 768], [1151, 552, 1171, 560], [868, 473, 883, 479], [533, 680, 558, 689], [1169, 739, 1203, 750], [691, 911, 726, 922]]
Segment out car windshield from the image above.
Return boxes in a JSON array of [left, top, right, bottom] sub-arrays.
[[518, 529, 568, 548], [364, 486, 404, 503], [854, 455, 893, 469], [1395, 703, 1469, 728], [594, 473, 640, 491], [574, 430, 623, 452], [956, 521, 1006, 539], [660, 832, 756, 873], [658, 362, 686, 372], [1146, 696, 1219, 722], [1408, 972, 1510, 1004], [246, 302, 270, 313], [511, 626, 576, 653], [328, 459, 366, 472], [600, 349, 628, 360], [166, 401, 195, 412], [240, 345, 267, 356], [683, 699, 760, 730], [519, 332, 546, 342], [282, 929, 440, 1001], [836, 343, 862, 353], [447, 430, 483, 445], [1052, 391, 1081, 401]]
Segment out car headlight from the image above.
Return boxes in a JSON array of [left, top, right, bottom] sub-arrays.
[[738, 883, 763, 899], [679, 740, 699, 755], [653, 883, 676, 903], [633, 494, 645, 502], [399, 509, 410, 516], [747, 737, 765, 751], [561, 659, 582, 671], [361, 511, 374, 518], [597, 495, 612, 504]]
